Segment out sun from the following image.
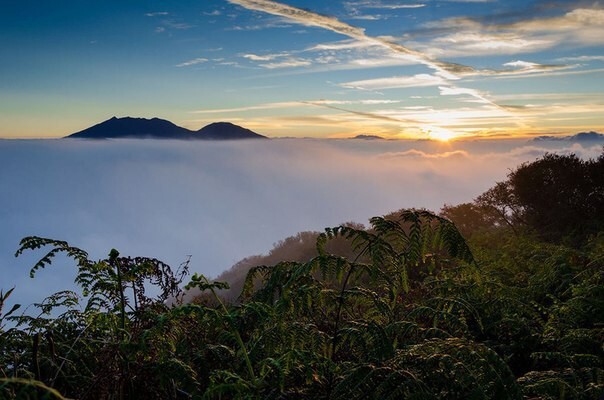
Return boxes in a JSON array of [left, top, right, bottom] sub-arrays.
[[426, 126, 457, 141]]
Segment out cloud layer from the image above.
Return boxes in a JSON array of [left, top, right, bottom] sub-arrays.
[[1, 138, 601, 308]]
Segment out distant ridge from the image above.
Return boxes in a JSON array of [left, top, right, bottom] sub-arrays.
[[350, 134, 384, 140], [66, 117, 267, 140], [196, 122, 266, 140], [532, 131, 604, 143]]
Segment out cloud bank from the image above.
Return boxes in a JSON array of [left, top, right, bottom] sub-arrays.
[[1, 138, 601, 308]]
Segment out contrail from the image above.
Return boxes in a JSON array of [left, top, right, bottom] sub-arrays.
[[226, 0, 516, 123], [301, 101, 423, 125], [226, 0, 475, 79]]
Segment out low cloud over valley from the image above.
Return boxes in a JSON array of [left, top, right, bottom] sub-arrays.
[[1, 138, 601, 306]]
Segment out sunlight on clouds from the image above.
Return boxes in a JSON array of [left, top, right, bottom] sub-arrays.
[[441, 7, 603, 54], [4, 0, 604, 139], [219, 1, 602, 139], [408, 6, 604, 62], [379, 149, 470, 159], [497, 60, 573, 76], [439, 86, 492, 104], [192, 99, 401, 115], [422, 126, 458, 141], [190, 101, 521, 139], [192, 101, 303, 114], [376, 105, 519, 134], [224, 0, 601, 123]]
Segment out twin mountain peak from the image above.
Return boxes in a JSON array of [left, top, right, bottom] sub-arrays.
[[66, 117, 268, 140]]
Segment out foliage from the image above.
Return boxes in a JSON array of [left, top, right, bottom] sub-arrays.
[[1, 152, 603, 399], [443, 150, 604, 245]]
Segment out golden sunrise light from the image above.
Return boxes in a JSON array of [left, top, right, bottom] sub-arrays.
[[1, 2, 603, 398]]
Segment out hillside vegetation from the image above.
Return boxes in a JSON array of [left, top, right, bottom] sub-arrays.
[[1, 151, 603, 399]]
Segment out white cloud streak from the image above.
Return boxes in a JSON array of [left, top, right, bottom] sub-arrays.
[[371, 4, 426, 9], [340, 73, 447, 90], [439, 86, 492, 104], [556, 55, 604, 63], [192, 101, 302, 113], [175, 57, 209, 67], [226, 0, 476, 79], [306, 39, 377, 51], [344, 1, 426, 9], [242, 52, 289, 61], [192, 99, 401, 114], [490, 67, 604, 81], [314, 99, 401, 105], [259, 57, 312, 69]]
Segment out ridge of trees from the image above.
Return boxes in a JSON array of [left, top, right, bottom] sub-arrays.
[[442, 151, 604, 244]]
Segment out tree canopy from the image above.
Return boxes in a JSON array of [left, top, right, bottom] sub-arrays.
[[443, 150, 604, 245]]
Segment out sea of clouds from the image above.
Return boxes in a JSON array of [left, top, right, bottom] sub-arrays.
[[1, 138, 601, 308]]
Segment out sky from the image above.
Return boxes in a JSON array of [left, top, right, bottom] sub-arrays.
[[1, 0, 603, 139]]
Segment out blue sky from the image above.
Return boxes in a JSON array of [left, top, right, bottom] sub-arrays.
[[1, 0, 603, 139]]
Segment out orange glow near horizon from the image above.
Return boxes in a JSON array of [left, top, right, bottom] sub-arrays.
[[425, 126, 457, 142]]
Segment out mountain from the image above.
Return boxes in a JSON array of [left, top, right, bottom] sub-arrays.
[[67, 117, 192, 139], [532, 131, 604, 142], [571, 131, 604, 141], [194, 122, 267, 140], [350, 134, 384, 140], [66, 117, 267, 140]]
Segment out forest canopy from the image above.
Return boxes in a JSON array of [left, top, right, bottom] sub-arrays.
[[1, 150, 603, 399]]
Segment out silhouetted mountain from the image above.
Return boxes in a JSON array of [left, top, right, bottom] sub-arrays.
[[195, 122, 267, 140], [66, 117, 267, 140], [532, 131, 604, 142], [571, 131, 604, 141], [351, 134, 384, 140], [67, 117, 192, 139]]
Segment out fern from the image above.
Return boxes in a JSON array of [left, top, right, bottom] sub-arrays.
[[0, 377, 67, 399]]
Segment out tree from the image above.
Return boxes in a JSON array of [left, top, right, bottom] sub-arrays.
[[510, 152, 604, 243], [446, 150, 604, 244], [440, 202, 504, 238]]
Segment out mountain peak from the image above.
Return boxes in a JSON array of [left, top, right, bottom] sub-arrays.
[[65, 117, 267, 140], [196, 121, 267, 140], [66, 116, 191, 139], [207, 121, 237, 127], [531, 131, 604, 143], [573, 131, 604, 141], [351, 134, 384, 140]]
